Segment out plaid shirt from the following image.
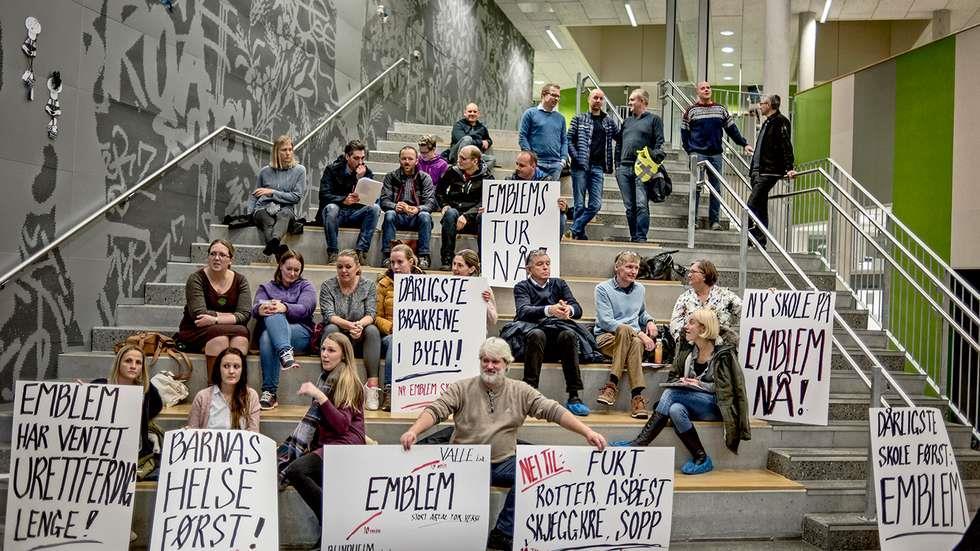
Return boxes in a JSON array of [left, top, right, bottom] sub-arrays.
[[670, 285, 742, 341]]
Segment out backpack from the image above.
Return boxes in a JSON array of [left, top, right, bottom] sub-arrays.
[[646, 165, 673, 203], [115, 332, 194, 381], [638, 250, 688, 281]]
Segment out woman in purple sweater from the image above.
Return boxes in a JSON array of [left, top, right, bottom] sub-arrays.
[[253, 250, 316, 410], [281, 332, 365, 539]]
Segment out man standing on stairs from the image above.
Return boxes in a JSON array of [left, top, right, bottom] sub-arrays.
[[748, 94, 795, 249], [379, 146, 437, 269], [568, 88, 619, 240], [319, 139, 382, 265], [498, 249, 591, 416], [445, 103, 493, 166], [682, 81, 753, 230], [519, 83, 568, 181], [616, 88, 665, 243], [400, 337, 607, 551]]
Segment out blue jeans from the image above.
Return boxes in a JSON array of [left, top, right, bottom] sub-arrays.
[[570, 165, 604, 237], [322, 203, 380, 253], [615, 166, 649, 242], [491, 456, 517, 536], [539, 163, 562, 181], [258, 314, 311, 393], [381, 335, 394, 386], [382, 211, 432, 255], [690, 153, 724, 225], [655, 388, 722, 433], [440, 208, 481, 261]]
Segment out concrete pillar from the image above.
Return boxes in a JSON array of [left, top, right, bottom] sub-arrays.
[[933, 9, 951, 41], [764, 0, 791, 100], [798, 11, 817, 92]]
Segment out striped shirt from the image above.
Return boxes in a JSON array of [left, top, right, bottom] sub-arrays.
[[681, 102, 748, 155]]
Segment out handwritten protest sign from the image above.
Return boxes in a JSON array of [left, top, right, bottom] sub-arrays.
[[150, 429, 278, 550], [322, 444, 490, 550], [513, 445, 675, 550], [392, 274, 488, 414], [4, 381, 143, 550], [481, 178, 560, 287], [870, 407, 969, 550], [739, 289, 835, 425]]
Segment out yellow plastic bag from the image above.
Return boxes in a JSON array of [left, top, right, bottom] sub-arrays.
[[634, 146, 661, 183]]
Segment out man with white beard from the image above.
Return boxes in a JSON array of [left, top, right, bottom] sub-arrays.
[[400, 337, 607, 550]]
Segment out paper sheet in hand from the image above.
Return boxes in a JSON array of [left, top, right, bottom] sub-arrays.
[[354, 177, 383, 205]]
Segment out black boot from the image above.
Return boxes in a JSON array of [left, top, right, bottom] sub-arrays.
[[262, 237, 280, 256], [630, 412, 669, 446], [676, 426, 714, 475]]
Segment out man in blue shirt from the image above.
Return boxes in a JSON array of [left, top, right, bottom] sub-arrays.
[[518, 83, 568, 180]]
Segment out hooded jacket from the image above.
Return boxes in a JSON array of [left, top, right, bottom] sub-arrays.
[[667, 326, 751, 453], [437, 160, 494, 218], [379, 167, 437, 213]]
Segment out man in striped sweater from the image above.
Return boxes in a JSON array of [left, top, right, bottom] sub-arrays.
[[681, 81, 753, 230]]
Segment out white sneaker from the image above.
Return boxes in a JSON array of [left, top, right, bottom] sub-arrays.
[[364, 385, 380, 411]]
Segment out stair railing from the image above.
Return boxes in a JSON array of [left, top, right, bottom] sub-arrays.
[[0, 57, 408, 290], [574, 72, 625, 125]]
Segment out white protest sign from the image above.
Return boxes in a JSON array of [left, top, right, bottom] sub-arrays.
[[513, 445, 675, 549], [739, 289, 835, 425], [481, 179, 560, 288], [150, 429, 279, 550], [392, 273, 488, 414], [870, 407, 969, 550], [322, 444, 490, 550], [4, 381, 143, 550]]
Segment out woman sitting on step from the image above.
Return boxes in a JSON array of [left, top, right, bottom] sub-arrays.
[[616, 308, 751, 475], [187, 348, 260, 431], [670, 258, 742, 343], [174, 239, 251, 376], [92, 344, 164, 478], [376, 243, 425, 411], [253, 250, 316, 411], [451, 248, 497, 332], [319, 249, 381, 409], [247, 134, 306, 259], [279, 332, 365, 544]]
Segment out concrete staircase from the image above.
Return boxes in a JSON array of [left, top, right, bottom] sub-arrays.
[[5, 121, 978, 549]]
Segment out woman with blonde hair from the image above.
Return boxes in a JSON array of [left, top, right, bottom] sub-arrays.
[[279, 332, 365, 534], [451, 248, 497, 330], [248, 134, 306, 258], [187, 348, 260, 431], [376, 243, 424, 410]]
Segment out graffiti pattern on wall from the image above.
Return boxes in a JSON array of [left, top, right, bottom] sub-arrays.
[[0, 0, 531, 398]]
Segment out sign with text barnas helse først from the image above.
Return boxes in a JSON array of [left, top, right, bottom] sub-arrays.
[[149, 429, 279, 550], [738, 289, 835, 425], [481, 178, 560, 288], [392, 274, 488, 414], [321, 444, 491, 550], [513, 445, 675, 550], [870, 407, 969, 550], [4, 381, 143, 551]]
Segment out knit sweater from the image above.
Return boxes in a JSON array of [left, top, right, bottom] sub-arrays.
[[246, 164, 306, 217], [617, 111, 665, 167], [425, 376, 566, 463], [680, 101, 748, 155], [594, 278, 654, 335], [518, 106, 568, 168], [252, 278, 317, 333], [319, 276, 377, 324]]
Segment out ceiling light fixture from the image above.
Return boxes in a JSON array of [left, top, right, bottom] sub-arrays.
[[720, 30, 734, 36], [721, 46, 735, 53], [625, 3, 638, 27], [722, 62, 734, 67], [820, 0, 832, 23], [723, 76, 734, 81], [534, 80, 544, 84], [545, 26, 562, 49]]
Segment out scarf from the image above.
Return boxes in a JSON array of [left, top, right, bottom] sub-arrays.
[[276, 367, 339, 486]]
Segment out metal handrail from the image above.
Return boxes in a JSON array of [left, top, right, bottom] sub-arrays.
[[577, 73, 624, 125], [0, 57, 408, 289], [695, 160, 916, 409]]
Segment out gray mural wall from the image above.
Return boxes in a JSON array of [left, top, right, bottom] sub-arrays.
[[0, 0, 533, 400]]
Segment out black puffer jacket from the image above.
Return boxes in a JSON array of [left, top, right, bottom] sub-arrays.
[[437, 161, 494, 217]]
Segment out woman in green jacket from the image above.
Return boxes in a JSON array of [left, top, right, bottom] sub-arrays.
[[617, 308, 751, 474]]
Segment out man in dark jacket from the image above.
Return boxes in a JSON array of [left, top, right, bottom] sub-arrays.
[[567, 89, 619, 240], [506, 249, 589, 416], [615, 88, 664, 243], [444, 103, 493, 165], [318, 139, 381, 263], [438, 145, 493, 269], [748, 94, 795, 248], [379, 146, 437, 268]]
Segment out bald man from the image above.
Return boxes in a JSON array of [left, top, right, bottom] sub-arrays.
[[447, 102, 493, 164], [681, 81, 752, 230]]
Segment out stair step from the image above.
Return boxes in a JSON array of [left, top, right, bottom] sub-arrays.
[[801, 512, 881, 550], [767, 447, 980, 481]]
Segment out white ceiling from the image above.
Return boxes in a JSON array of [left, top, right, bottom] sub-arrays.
[[493, 0, 980, 88]]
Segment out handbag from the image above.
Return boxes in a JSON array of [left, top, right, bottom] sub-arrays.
[[638, 250, 688, 281], [150, 371, 190, 407], [115, 332, 194, 381], [645, 165, 673, 203]]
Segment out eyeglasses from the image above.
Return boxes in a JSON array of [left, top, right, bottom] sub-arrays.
[[208, 252, 231, 259], [689, 269, 704, 274]]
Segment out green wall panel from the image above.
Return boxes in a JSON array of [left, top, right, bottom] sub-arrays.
[[792, 83, 833, 224]]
